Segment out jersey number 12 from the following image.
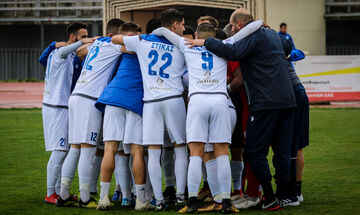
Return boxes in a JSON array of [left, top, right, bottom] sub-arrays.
[[84, 46, 100, 71]]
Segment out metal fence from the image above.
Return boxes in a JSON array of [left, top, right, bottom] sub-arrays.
[[0, 49, 44, 81]]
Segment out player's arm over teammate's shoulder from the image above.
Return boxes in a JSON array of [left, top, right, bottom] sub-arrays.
[[120, 46, 135, 54], [204, 33, 257, 61], [111, 34, 126, 46], [76, 43, 92, 61], [112, 35, 142, 53], [58, 37, 97, 59], [39, 41, 66, 67], [152, 27, 183, 48], [39, 41, 56, 67], [184, 20, 263, 50], [226, 20, 263, 44]]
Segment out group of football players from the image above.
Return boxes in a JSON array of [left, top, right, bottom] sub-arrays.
[[40, 7, 309, 213]]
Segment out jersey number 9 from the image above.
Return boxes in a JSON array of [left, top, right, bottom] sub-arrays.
[[201, 52, 213, 71]]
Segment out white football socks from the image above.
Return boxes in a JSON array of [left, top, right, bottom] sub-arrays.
[[174, 146, 188, 199], [148, 149, 164, 204], [205, 159, 220, 202], [216, 155, 231, 200], [55, 173, 61, 195], [230, 160, 244, 191], [100, 181, 111, 200], [144, 155, 154, 202], [60, 147, 80, 200], [136, 184, 146, 203], [161, 148, 175, 187], [188, 156, 203, 198], [78, 147, 96, 202], [114, 153, 120, 192], [90, 154, 102, 194], [46, 150, 67, 197], [116, 154, 132, 199]]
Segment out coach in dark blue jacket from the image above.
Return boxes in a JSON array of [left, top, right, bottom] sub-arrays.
[[187, 9, 296, 210]]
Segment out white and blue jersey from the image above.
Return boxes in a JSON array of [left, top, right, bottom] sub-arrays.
[[123, 34, 186, 102], [179, 38, 228, 98], [43, 48, 75, 107], [72, 37, 122, 99]]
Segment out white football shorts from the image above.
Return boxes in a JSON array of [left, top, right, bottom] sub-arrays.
[[187, 94, 231, 145], [68, 95, 102, 146], [103, 105, 143, 147], [229, 99, 237, 134], [143, 97, 186, 145], [42, 105, 69, 151], [204, 99, 236, 152]]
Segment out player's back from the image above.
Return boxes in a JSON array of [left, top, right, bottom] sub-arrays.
[[181, 43, 228, 98], [72, 37, 121, 98], [95, 53, 144, 116], [124, 34, 185, 102], [43, 48, 74, 107]]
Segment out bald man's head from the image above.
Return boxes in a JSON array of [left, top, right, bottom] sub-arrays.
[[230, 8, 253, 33], [234, 8, 250, 15]]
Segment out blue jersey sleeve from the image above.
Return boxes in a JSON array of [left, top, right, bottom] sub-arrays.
[[39, 41, 56, 67], [288, 34, 295, 49]]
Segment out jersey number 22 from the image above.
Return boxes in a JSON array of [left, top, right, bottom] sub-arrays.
[[148, 50, 172, 79]]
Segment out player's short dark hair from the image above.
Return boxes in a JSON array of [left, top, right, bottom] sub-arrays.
[[66, 22, 88, 38], [215, 29, 227, 40], [120, 22, 138, 33], [146, 18, 162, 34], [183, 25, 195, 39], [196, 23, 216, 39], [280, 22, 287, 28], [197, 16, 219, 29], [161, 9, 184, 28], [136, 26, 142, 33], [106, 18, 125, 35]]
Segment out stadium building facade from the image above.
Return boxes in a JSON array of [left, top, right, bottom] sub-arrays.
[[0, 0, 359, 80], [103, 0, 360, 56], [0, 0, 103, 80]]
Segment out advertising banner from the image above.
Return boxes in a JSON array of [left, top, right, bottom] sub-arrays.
[[294, 56, 360, 102]]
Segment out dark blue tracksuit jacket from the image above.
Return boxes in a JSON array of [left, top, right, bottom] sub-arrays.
[[204, 27, 296, 113]]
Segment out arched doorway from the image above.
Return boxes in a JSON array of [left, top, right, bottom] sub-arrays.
[[103, 0, 253, 34]]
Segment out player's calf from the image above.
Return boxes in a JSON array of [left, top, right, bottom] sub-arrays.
[[98, 141, 120, 209], [148, 145, 165, 208], [173, 143, 188, 203]]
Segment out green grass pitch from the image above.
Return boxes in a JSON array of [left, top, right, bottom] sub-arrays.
[[0, 108, 359, 215]]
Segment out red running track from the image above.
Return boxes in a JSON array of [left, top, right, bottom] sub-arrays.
[[0, 82, 359, 109], [0, 82, 43, 108]]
